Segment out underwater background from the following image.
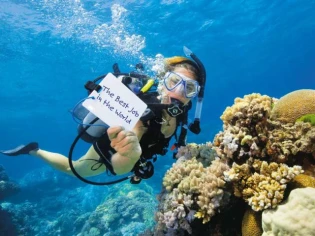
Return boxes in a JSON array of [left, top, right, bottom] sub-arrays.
[[1, 0, 315, 235]]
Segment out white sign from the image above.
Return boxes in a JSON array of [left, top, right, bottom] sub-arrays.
[[82, 73, 147, 130]]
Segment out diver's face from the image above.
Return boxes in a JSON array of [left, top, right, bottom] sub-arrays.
[[163, 67, 198, 104]]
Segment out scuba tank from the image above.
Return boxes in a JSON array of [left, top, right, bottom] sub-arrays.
[[77, 112, 108, 143], [72, 69, 153, 143]]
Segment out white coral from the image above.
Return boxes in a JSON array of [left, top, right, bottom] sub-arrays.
[[262, 187, 315, 236], [222, 132, 239, 158]]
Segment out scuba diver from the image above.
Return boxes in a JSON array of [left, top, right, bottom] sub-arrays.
[[1, 47, 206, 185]]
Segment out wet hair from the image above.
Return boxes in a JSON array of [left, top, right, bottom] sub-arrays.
[[167, 62, 200, 82], [162, 59, 201, 86]]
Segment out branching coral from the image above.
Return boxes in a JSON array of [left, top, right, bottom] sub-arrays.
[[176, 142, 216, 166], [267, 120, 315, 162], [224, 159, 303, 211], [176, 143, 201, 160], [220, 93, 273, 127], [163, 158, 204, 192], [194, 159, 229, 223], [160, 157, 229, 228], [212, 92, 315, 212], [270, 89, 315, 124], [156, 188, 194, 232], [214, 93, 273, 162]]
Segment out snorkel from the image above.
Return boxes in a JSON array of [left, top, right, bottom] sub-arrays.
[[182, 46, 206, 134]]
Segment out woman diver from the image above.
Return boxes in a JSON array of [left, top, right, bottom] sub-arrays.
[[1, 47, 206, 185]]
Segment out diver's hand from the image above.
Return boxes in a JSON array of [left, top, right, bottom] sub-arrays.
[[107, 126, 142, 160]]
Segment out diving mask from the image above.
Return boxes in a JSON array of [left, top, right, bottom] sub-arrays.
[[163, 71, 200, 98]]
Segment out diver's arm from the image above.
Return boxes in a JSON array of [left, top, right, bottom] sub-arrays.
[[111, 153, 140, 175], [108, 122, 147, 175]]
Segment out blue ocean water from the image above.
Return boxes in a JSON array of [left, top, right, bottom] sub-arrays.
[[1, 0, 315, 234]]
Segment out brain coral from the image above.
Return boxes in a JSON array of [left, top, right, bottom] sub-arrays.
[[270, 89, 315, 123], [242, 208, 262, 236]]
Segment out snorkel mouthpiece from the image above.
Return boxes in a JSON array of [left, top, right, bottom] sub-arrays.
[[183, 46, 206, 134]]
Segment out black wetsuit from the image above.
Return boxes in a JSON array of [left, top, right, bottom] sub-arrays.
[[93, 118, 173, 175], [93, 92, 188, 176]]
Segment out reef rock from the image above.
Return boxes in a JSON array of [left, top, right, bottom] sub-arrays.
[[0, 165, 20, 201]]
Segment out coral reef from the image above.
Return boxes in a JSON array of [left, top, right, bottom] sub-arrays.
[[176, 142, 216, 166], [5, 90, 315, 236], [296, 114, 315, 126], [213, 93, 314, 208], [262, 187, 315, 236], [270, 89, 315, 124], [152, 90, 315, 235], [0, 165, 20, 201], [79, 183, 157, 236], [157, 153, 229, 232], [241, 208, 262, 236], [289, 174, 315, 189], [3, 167, 157, 236], [0, 165, 20, 235], [224, 159, 303, 211], [266, 120, 315, 163], [214, 93, 273, 162], [0, 205, 17, 236]]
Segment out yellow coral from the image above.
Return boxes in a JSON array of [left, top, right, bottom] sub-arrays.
[[242, 208, 263, 236], [220, 93, 273, 126], [241, 135, 253, 145], [267, 120, 315, 162], [194, 211, 211, 224], [224, 160, 304, 211], [289, 174, 315, 188], [270, 89, 315, 124], [214, 93, 272, 162]]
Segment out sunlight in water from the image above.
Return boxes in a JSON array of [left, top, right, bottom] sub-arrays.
[[92, 4, 145, 57]]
